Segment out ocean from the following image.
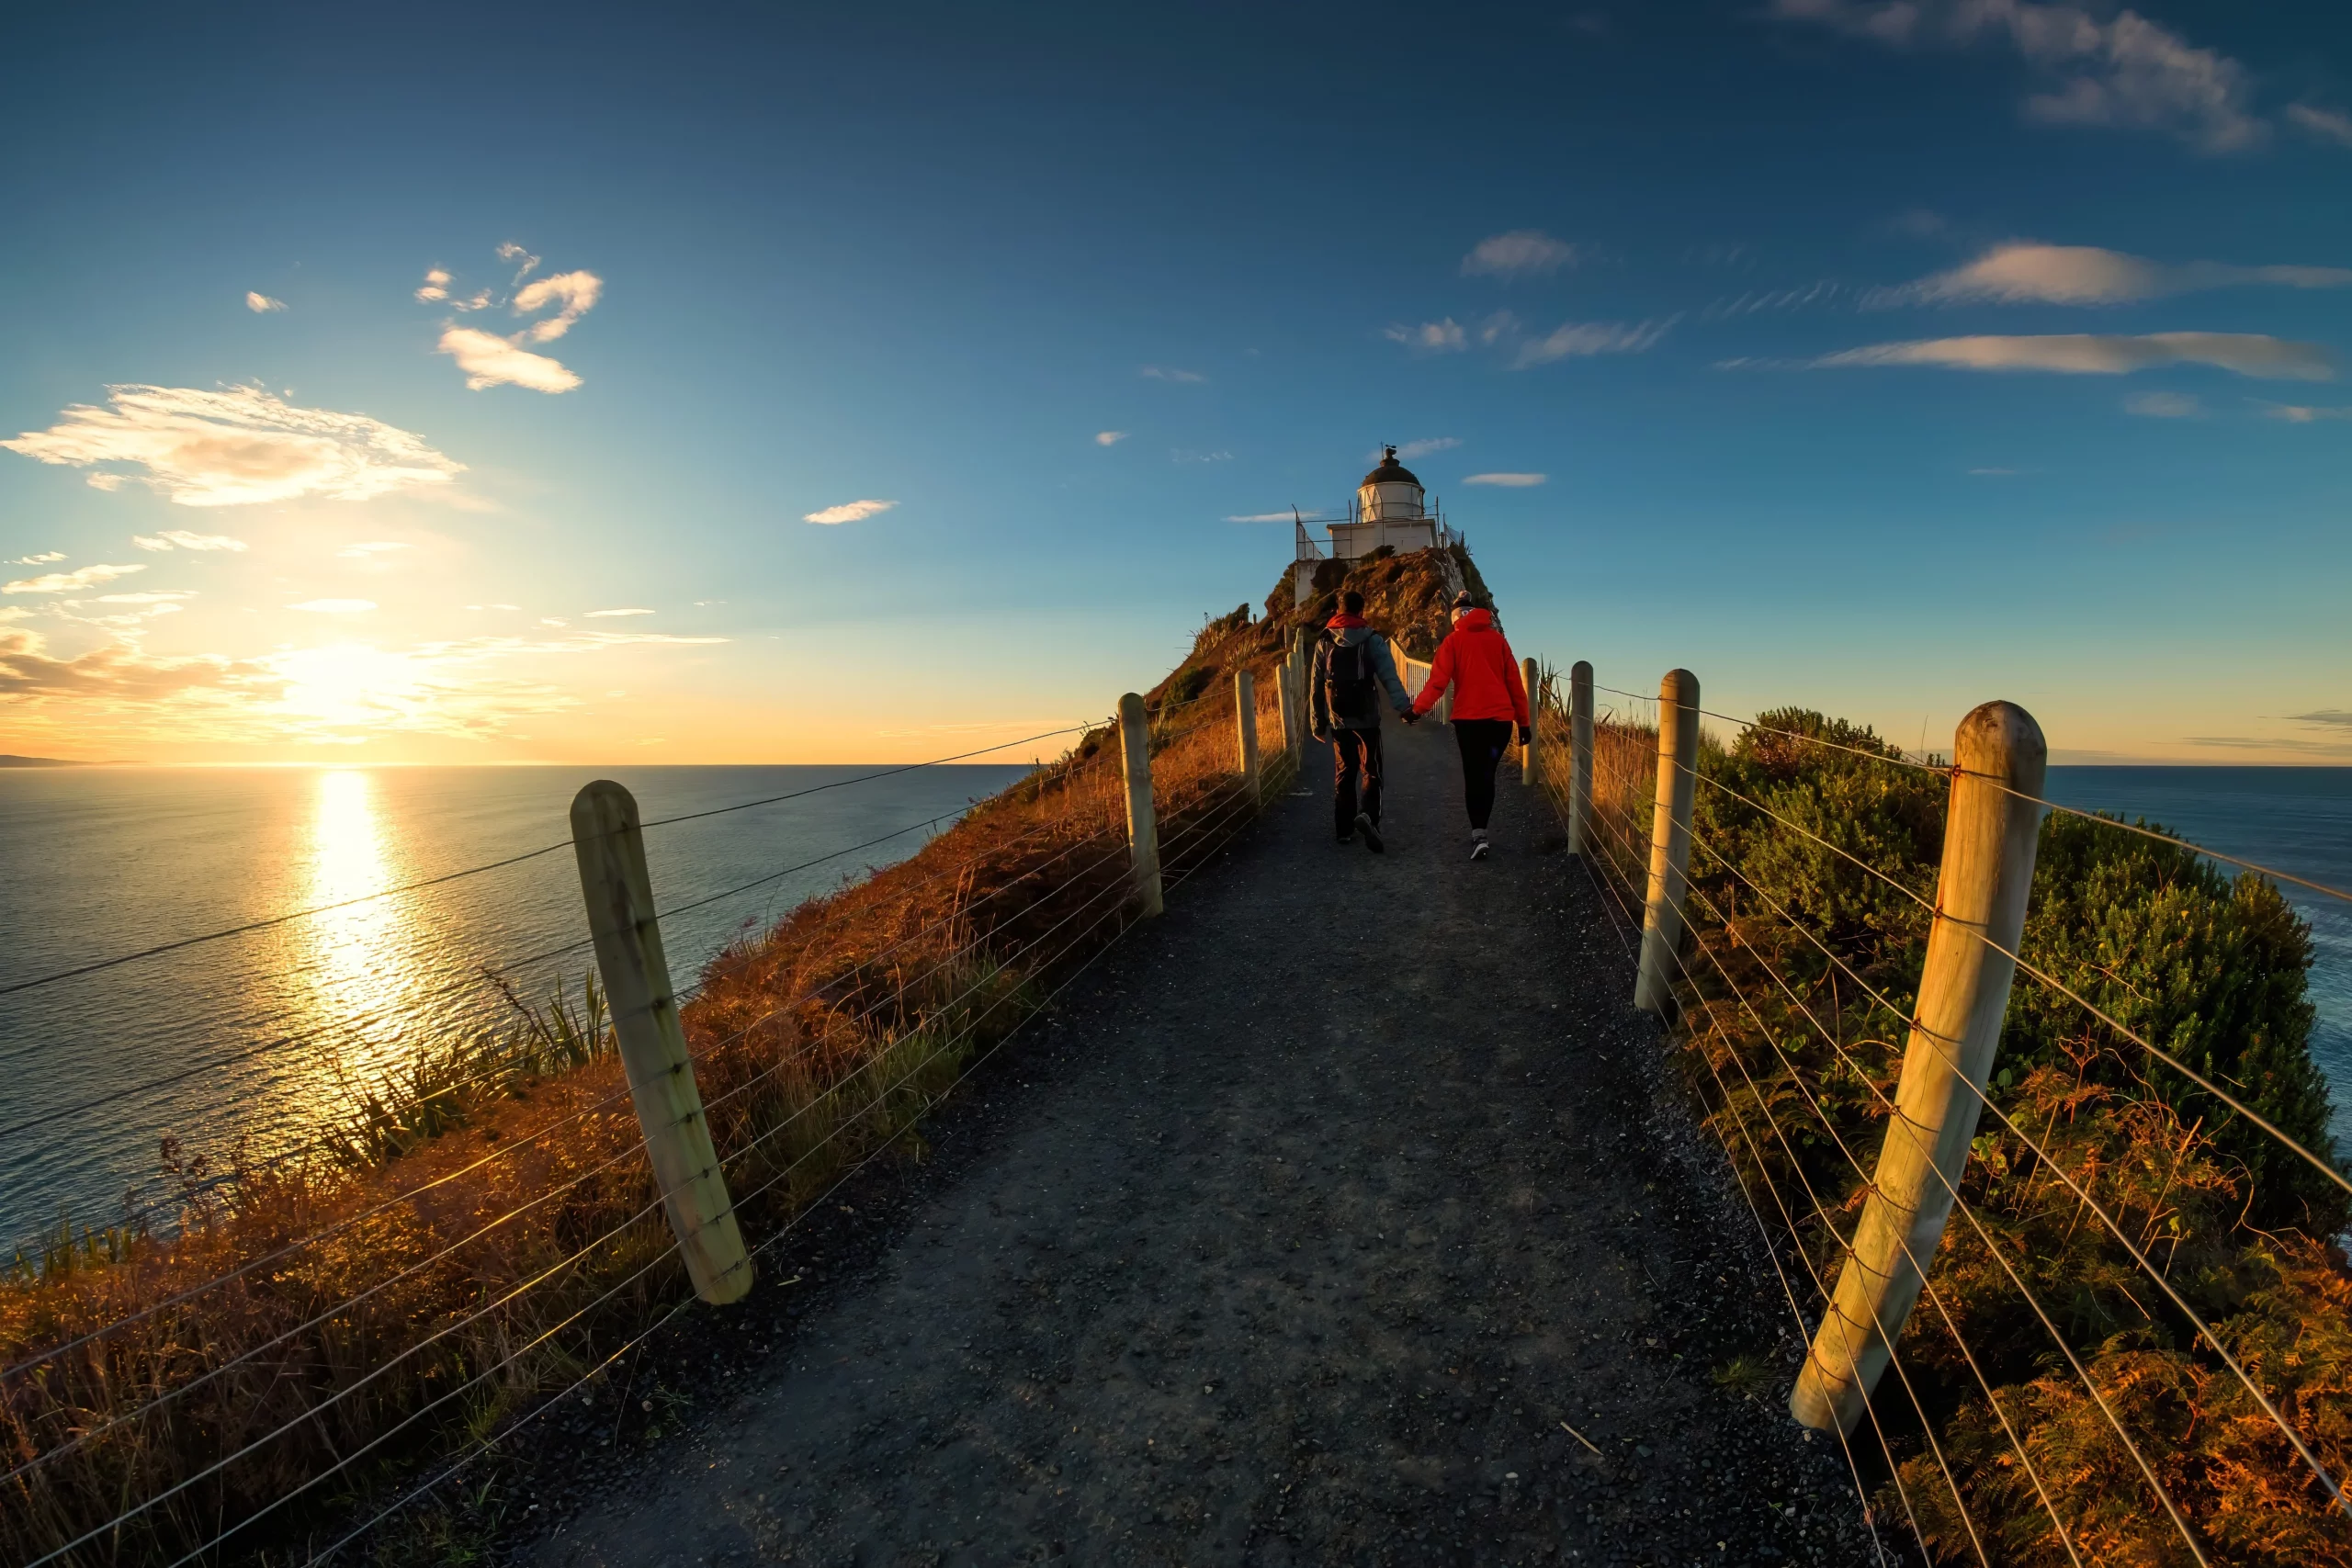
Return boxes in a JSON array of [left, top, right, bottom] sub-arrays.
[[1, 763, 2345, 1252], [2041, 767, 2352, 1158], [0, 764, 1028, 1253]]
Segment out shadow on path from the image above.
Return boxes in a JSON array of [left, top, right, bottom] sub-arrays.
[[525, 721, 1884, 1567]]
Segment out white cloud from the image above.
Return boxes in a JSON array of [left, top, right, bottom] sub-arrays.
[[7, 563, 146, 594], [92, 591, 195, 604], [1094, 430, 1128, 446], [497, 242, 541, 281], [2124, 390, 2202, 418], [415, 267, 451, 303], [511, 270, 602, 343], [1815, 333, 2335, 379], [803, 499, 897, 525], [584, 607, 654, 617], [2263, 403, 2352, 423], [2289, 104, 2352, 148], [245, 291, 286, 313], [1225, 512, 1296, 523], [1512, 317, 1677, 367], [336, 540, 408, 558], [3, 385, 464, 506], [1394, 438, 1462, 460], [1139, 366, 1206, 382], [11, 552, 64, 565], [288, 599, 378, 614], [1464, 472, 1548, 486], [1772, 0, 2264, 152], [436, 326, 582, 393], [1462, 231, 1580, 277], [133, 529, 249, 552], [1877, 242, 2352, 306]]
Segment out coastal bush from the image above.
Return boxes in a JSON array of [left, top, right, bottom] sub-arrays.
[[1531, 690, 2351, 1564]]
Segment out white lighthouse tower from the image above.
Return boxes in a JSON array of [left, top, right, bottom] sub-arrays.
[[1290, 445, 1463, 604]]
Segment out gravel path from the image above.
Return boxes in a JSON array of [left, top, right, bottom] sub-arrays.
[[517, 722, 1889, 1568]]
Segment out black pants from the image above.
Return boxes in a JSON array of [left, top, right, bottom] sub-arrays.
[[1453, 718, 1513, 830], [1330, 727, 1384, 836]]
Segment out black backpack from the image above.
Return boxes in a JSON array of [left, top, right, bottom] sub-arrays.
[[1323, 632, 1379, 723]]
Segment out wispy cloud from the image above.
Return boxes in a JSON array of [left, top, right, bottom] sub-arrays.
[[1170, 449, 1232, 464], [1771, 0, 2265, 152], [804, 499, 897, 525], [1814, 333, 2334, 380], [244, 291, 285, 313], [0, 629, 273, 703], [1464, 472, 1547, 487], [1512, 317, 1677, 368], [6, 563, 145, 594], [3, 385, 464, 506], [1873, 242, 2352, 307], [2261, 403, 2352, 423], [288, 599, 377, 614], [1393, 438, 1462, 460], [1699, 281, 1851, 320], [1462, 231, 1580, 278], [1225, 512, 1296, 523], [1386, 319, 1469, 353], [584, 607, 654, 617], [134, 529, 248, 552], [1094, 430, 1128, 446], [2124, 390, 2202, 418], [92, 591, 195, 605], [2287, 104, 2352, 148], [436, 327, 582, 393], [1140, 366, 1207, 383], [335, 540, 408, 558], [10, 553, 64, 565], [415, 267, 451, 303], [2290, 709, 2352, 728]]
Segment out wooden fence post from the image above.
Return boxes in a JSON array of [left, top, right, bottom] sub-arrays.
[[1792, 702, 2047, 1436], [1633, 669, 1700, 1016], [570, 780, 752, 1305], [1520, 656, 1540, 785], [1568, 660, 1594, 858], [1276, 667, 1300, 776], [1234, 670, 1261, 800], [1118, 692, 1164, 918]]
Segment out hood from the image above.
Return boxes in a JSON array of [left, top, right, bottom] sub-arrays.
[[1453, 607, 1495, 633], [1325, 614, 1366, 629]]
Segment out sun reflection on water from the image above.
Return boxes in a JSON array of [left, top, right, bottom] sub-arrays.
[[290, 770, 424, 1112]]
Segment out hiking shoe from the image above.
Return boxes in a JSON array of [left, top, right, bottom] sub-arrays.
[[1355, 813, 1385, 853], [1470, 838, 1491, 861]]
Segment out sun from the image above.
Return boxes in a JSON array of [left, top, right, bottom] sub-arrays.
[[273, 643, 433, 732]]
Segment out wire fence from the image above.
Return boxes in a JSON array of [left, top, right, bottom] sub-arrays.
[[0, 667, 1300, 1566], [1531, 665, 2352, 1567]]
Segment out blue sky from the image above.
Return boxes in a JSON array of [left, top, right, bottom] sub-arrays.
[[2, 0, 2347, 763]]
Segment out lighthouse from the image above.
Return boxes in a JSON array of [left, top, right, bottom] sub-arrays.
[[1291, 445, 1463, 604]]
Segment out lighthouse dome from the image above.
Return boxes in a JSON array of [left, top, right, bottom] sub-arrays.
[[1357, 444, 1426, 523]]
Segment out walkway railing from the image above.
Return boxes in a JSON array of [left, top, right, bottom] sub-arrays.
[[1527, 659, 2352, 1565]]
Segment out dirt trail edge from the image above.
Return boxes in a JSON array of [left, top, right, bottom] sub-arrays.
[[517, 721, 1886, 1568]]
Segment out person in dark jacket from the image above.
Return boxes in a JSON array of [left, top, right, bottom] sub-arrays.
[[1309, 590, 1417, 852], [1412, 591, 1530, 860]]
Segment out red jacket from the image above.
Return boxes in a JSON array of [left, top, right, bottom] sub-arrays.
[[1414, 608, 1529, 725]]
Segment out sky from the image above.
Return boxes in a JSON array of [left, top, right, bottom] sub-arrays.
[[2, 0, 2348, 766]]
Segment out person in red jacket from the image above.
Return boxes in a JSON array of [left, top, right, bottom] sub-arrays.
[[1411, 591, 1530, 860]]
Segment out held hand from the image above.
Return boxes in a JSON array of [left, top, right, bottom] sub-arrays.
[[1519, 724, 1533, 747]]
